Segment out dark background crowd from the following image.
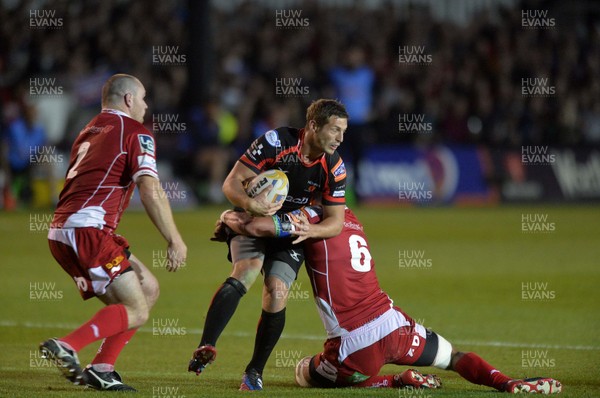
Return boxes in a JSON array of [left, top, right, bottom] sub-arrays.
[[1, 0, 599, 206]]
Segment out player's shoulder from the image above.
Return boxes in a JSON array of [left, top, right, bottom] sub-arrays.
[[325, 150, 346, 176], [260, 127, 300, 146], [97, 112, 151, 137], [114, 117, 155, 156], [122, 116, 151, 136]]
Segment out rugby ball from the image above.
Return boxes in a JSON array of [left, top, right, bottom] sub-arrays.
[[245, 169, 289, 204]]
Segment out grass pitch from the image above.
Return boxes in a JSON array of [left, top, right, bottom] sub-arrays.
[[1, 205, 599, 397]]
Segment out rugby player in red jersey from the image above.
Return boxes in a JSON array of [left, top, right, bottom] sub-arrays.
[[211, 207, 562, 394], [188, 100, 348, 390], [40, 74, 187, 391]]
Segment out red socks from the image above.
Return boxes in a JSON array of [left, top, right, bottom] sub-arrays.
[[61, 304, 129, 352], [454, 352, 511, 391], [91, 328, 138, 369]]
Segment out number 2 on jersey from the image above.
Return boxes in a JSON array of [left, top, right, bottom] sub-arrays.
[[66, 141, 91, 179], [349, 234, 372, 272]]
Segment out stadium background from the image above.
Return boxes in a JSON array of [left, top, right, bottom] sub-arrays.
[[1, 0, 599, 397]]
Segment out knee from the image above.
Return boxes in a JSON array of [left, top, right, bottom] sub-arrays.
[[231, 259, 262, 290], [263, 277, 289, 311], [145, 278, 160, 308], [449, 351, 465, 370], [265, 276, 288, 299], [125, 301, 150, 328]]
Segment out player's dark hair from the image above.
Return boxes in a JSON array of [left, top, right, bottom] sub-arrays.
[[306, 99, 348, 128]]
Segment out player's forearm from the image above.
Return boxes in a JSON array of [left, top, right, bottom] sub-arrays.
[[306, 215, 342, 238], [138, 177, 184, 245], [229, 216, 276, 238], [222, 176, 252, 210]]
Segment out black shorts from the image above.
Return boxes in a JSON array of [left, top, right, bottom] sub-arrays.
[[227, 235, 304, 288]]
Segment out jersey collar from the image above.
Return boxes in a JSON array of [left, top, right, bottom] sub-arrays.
[[102, 108, 132, 119], [298, 128, 326, 167]]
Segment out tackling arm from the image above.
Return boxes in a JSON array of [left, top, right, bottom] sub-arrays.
[[291, 204, 344, 244]]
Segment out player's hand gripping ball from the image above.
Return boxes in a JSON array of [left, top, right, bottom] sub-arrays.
[[245, 169, 289, 204]]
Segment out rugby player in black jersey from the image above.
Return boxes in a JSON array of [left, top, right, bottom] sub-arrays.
[[187, 99, 349, 390]]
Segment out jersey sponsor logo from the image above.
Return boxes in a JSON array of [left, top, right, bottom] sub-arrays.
[[105, 255, 125, 274], [81, 125, 114, 135], [332, 189, 345, 197], [332, 160, 346, 182], [343, 221, 363, 231], [138, 134, 155, 155], [285, 195, 309, 205], [265, 130, 281, 147], [304, 180, 319, 193]]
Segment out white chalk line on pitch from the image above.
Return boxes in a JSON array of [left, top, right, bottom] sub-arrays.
[[2, 319, 599, 351]]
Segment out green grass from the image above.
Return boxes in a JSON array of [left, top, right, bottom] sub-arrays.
[[1, 205, 599, 397]]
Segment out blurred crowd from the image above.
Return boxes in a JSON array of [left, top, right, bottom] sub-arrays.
[[1, 0, 599, 207]]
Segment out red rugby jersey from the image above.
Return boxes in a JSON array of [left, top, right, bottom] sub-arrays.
[[304, 207, 393, 337], [52, 109, 159, 231]]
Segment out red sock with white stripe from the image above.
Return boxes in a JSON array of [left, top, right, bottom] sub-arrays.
[[454, 352, 511, 391], [90, 328, 138, 372], [60, 304, 129, 352]]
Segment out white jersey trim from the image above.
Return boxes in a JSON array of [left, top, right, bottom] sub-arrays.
[[62, 206, 107, 229], [47, 228, 79, 257], [338, 308, 412, 363], [132, 168, 159, 183]]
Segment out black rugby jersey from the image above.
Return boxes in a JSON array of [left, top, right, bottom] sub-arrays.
[[240, 127, 346, 213]]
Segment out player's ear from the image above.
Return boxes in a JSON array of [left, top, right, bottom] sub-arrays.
[[124, 92, 133, 108]]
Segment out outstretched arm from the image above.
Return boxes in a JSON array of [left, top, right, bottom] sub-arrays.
[[219, 211, 289, 237], [214, 207, 317, 242]]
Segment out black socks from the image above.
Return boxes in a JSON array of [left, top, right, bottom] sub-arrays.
[[245, 308, 286, 374], [199, 277, 247, 347]]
